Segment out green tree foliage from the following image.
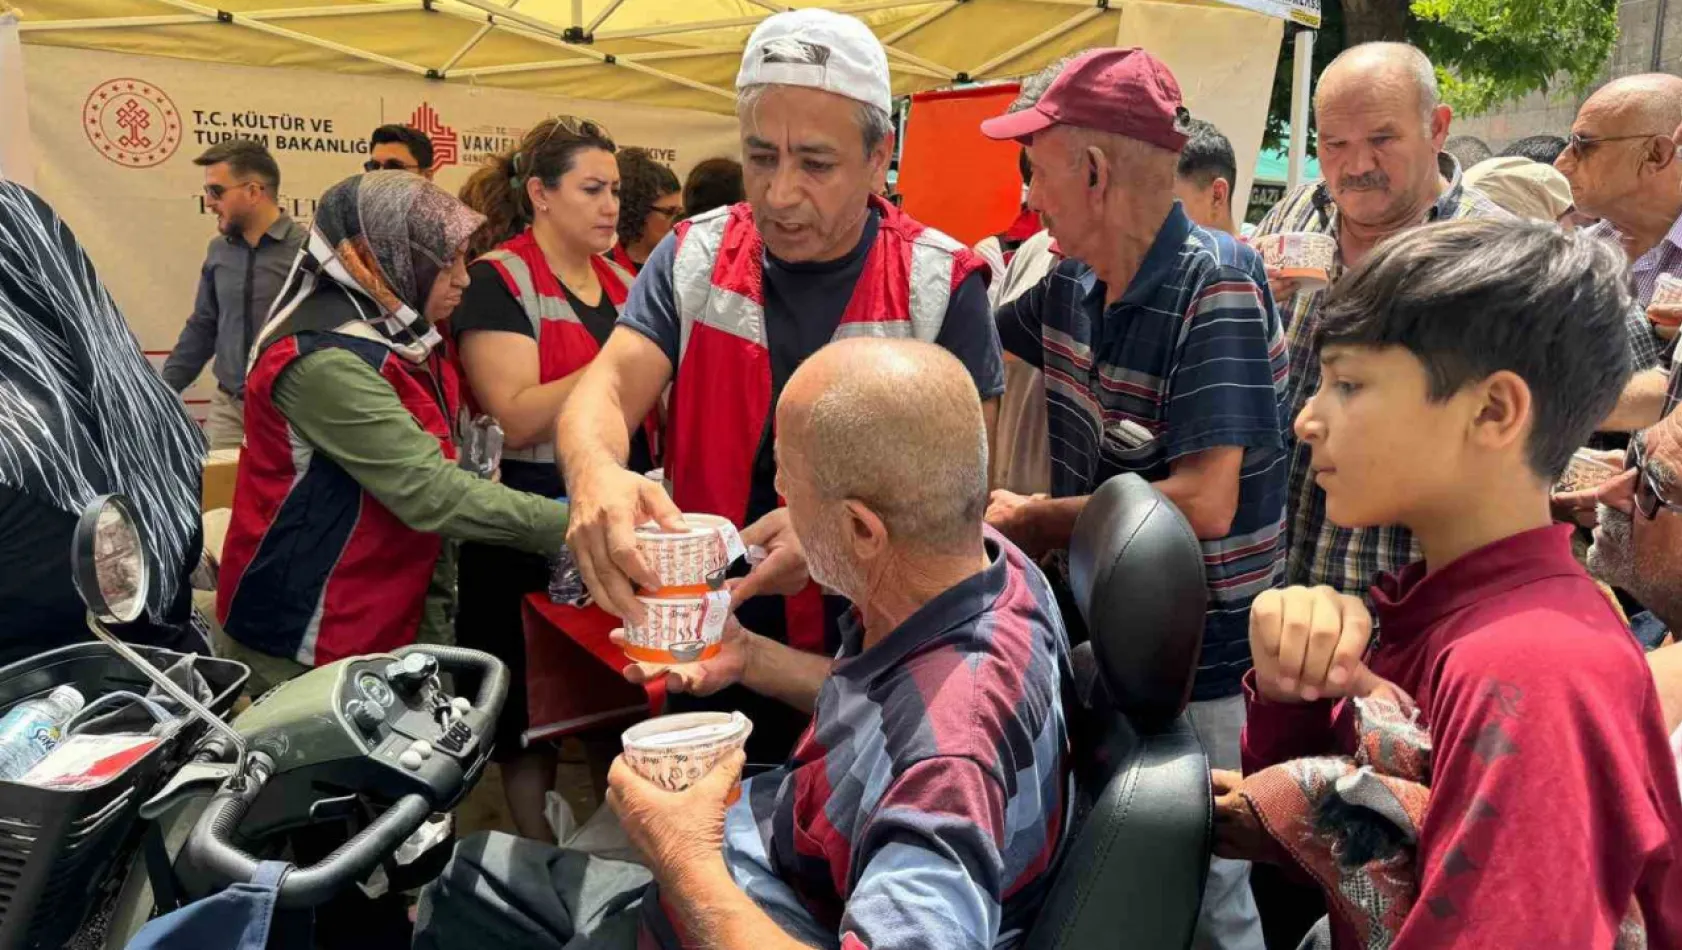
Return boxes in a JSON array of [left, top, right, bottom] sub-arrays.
[[1265, 0, 1620, 152]]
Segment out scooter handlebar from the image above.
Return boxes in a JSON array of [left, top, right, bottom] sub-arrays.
[[393, 643, 509, 724], [188, 766, 433, 909]]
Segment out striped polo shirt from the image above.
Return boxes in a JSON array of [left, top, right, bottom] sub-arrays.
[[645, 531, 1071, 950], [995, 203, 1291, 700]]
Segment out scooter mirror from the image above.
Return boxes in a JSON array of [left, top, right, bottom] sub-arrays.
[[72, 493, 150, 626]]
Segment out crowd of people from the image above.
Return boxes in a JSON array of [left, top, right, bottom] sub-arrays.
[[3, 4, 1682, 949]]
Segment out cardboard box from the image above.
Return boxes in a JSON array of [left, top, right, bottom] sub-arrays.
[[202, 449, 239, 511]]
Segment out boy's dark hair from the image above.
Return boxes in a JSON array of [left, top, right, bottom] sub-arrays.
[[616, 147, 681, 248], [1315, 218, 1633, 480], [1176, 119, 1236, 189], [682, 157, 745, 219], [194, 139, 280, 191], [1500, 134, 1569, 166], [370, 124, 435, 170]]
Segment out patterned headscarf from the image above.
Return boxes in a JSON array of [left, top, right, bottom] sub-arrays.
[[256, 171, 484, 364], [0, 182, 206, 621]]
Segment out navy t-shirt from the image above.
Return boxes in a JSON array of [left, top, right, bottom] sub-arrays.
[[618, 209, 1005, 527]]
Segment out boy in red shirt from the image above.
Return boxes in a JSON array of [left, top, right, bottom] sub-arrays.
[[1226, 218, 1682, 948]]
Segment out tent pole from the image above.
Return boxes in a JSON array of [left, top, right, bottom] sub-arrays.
[[18, 14, 207, 30], [451, 46, 737, 78], [1287, 28, 1313, 189], [149, 0, 430, 74], [882, 47, 951, 80], [880, 1, 959, 45], [247, 3, 423, 20], [571, 0, 582, 29], [584, 0, 630, 35], [439, 0, 517, 72], [968, 6, 1105, 79], [594, 0, 926, 41]]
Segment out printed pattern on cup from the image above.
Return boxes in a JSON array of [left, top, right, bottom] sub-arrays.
[[621, 711, 753, 792], [1252, 232, 1337, 284], [635, 514, 745, 592], [622, 590, 732, 662]]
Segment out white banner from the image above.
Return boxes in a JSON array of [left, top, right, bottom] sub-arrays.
[[1210, 0, 1321, 29], [23, 45, 741, 420], [0, 13, 36, 187]]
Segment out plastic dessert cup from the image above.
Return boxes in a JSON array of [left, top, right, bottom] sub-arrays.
[[622, 711, 753, 800]]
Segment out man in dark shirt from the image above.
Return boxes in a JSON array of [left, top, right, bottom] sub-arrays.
[[556, 10, 1003, 755], [418, 339, 1068, 950], [162, 139, 306, 448]]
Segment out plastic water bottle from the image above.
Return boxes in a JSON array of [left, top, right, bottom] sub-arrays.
[[0, 686, 86, 781]]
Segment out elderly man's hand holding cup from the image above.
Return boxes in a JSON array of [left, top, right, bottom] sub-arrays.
[[1647, 274, 1682, 341]]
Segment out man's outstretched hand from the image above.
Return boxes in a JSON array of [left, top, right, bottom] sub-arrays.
[[566, 466, 686, 622]]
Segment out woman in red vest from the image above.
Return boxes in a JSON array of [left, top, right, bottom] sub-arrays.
[[609, 147, 682, 275], [453, 116, 655, 839]]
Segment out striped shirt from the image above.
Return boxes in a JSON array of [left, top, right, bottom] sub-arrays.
[[1253, 160, 1509, 596], [995, 204, 1290, 700], [644, 532, 1071, 950]]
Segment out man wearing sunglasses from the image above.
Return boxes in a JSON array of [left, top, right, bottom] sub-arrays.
[[161, 139, 304, 449], [1556, 74, 1682, 399], [1589, 412, 1682, 650], [366, 124, 435, 180]]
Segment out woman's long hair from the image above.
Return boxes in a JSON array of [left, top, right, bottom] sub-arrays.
[[459, 116, 616, 259]]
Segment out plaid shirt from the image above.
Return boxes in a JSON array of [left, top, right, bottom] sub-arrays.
[[646, 533, 1071, 950], [1586, 215, 1682, 370], [1253, 159, 1510, 596]]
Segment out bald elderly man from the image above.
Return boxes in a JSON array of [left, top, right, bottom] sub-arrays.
[[1248, 42, 1509, 599], [1564, 75, 1682, 433], [419, 339, 1071, 950]]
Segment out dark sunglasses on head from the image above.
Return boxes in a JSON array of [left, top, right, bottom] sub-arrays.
[[1566, 131, 1666, 160], [364, 159, 421, 173], [1624, 436, 1682, 520]]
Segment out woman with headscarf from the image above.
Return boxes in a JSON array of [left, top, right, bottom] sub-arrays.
[[0, 182, 210, 666], [215, 171, 568, 695]]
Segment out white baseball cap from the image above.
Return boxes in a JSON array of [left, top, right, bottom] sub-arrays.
[[735, 9, 893, 116]]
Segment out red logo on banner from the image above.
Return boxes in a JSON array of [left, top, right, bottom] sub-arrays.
[[408, 103, 459, 170], [83, 79, 181, 168]]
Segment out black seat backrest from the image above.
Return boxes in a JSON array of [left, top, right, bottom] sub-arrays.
[[1023, 474, 1212, 950]]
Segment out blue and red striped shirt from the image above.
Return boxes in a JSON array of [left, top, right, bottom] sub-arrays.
[[995, 203, 1291, 700], [646, 531, 1071, 950]]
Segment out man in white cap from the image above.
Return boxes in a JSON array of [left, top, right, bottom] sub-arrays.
[[556, 8, 1004, 758]]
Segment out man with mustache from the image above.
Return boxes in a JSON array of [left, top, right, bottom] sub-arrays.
[[1248, 42, 1508, 598], [556, 9, 1003, 758]]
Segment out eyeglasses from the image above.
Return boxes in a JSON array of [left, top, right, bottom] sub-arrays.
[[1566, 131, 1667, 160], [650, 205, 683, 220], [364, 158, 422, 173], [203, 180, 259, 201], [1624, 436, 1682, 520]]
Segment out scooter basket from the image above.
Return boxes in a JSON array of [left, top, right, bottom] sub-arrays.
[[0, 643, 247, 949]]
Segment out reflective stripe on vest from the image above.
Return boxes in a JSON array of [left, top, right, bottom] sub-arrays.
[[478, 245, 635, 465]]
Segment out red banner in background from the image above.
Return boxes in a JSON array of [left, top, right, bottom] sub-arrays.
[[897, 85, 1024, 250]]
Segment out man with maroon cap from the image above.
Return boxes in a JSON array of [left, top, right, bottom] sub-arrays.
[[982, 48, 1289, 950]]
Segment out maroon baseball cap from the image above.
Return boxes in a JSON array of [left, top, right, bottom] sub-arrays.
[[981, 47, 1191, 152]]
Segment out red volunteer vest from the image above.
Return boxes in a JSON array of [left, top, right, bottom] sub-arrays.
[[664, 196, 988, 650], [474, 231, 659, 466], [218, 331, 461, 666]]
